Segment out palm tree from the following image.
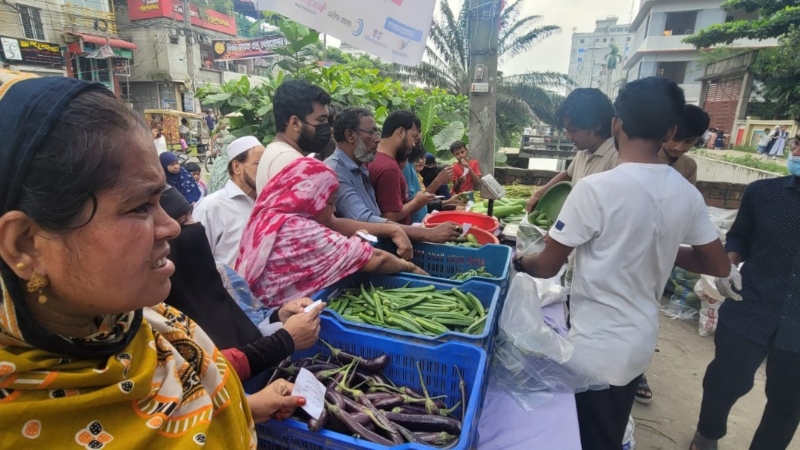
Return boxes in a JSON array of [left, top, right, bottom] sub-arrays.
[[397, 0, 571, 142], [604, 44, 623, 98]]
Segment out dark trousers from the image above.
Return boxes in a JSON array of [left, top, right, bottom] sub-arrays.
[[697, 324, 800, 449], [575, 375, 640, 450]]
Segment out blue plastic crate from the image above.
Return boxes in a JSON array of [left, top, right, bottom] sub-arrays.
[[377, 242, 512, 302], [251, 318, 487, 450], [313, 273, 500, 352]]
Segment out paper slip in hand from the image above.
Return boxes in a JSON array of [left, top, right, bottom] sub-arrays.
[[356, 231, 378, 243], [303, 300, 323, 313], [293, 368, 326, 420], [460, 223, 472, 237]]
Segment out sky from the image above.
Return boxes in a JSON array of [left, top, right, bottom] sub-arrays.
[[325, 0, 640, 75], [491, 0, 638, 75]]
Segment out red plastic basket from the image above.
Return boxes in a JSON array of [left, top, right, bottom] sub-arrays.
[[423, 211, 500, 233], [464, 226, 500, 245]]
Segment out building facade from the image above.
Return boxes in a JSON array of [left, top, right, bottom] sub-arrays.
[[567, 16, 633, 99], [0, 0, 135, 93], [623, 0, 775, 107]]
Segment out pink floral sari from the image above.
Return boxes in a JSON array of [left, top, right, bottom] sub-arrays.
[[235, 158, 373, 307]]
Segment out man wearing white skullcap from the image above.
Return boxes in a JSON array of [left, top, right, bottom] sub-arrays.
[[192, 136, 265, 266]]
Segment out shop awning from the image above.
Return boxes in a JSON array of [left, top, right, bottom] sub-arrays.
[[69, 32, 137, 50]]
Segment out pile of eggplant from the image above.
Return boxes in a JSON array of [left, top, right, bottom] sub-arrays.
[[268, 340, 466, 448]]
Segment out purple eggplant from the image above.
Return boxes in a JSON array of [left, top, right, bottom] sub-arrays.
[[384, 412, 462, 435], [416, 431, 460, 447], [307, 406, 328, 432], [326, 402, 394, 446], [320, 340, 389, 372]]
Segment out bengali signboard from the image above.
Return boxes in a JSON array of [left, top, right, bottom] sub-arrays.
[[211, 35, 285, 61], [254, 0, 435, 66], [127, 0, 236, 36], [1, 37, 62, 65]]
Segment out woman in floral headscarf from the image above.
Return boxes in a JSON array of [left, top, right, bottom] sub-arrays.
[[0, 74, 303, 448], [236, 158, 426, 307]]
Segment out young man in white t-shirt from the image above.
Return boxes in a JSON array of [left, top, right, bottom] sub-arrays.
[[514, 77, 732, 449]]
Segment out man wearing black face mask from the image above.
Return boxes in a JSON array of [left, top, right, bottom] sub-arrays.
[[255, 80, 332, 195]]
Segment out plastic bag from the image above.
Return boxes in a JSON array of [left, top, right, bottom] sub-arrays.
[[536, 277, 569, 307], [661, 267, 700, 320], [622, 415, 636, 450], [491, 273, 608, 397], [695, 275, 725, 336], [516, 214, 548, 255]]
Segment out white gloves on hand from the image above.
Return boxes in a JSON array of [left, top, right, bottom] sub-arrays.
[[715, 264, 743, 301]]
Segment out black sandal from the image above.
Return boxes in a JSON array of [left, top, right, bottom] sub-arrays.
[[635, 374, 653, 404]]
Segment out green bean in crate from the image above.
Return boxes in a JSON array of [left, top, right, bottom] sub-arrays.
[[327, 284, 488, 336]]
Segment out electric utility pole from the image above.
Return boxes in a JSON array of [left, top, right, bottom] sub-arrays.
[[467, 0, 501, 179], [182, 0, 196, 112]]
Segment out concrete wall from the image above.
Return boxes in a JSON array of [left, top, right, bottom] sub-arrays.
[[494, 166, 748, 210], [0, 0, 68, 75], [694, 155, 780, 184]]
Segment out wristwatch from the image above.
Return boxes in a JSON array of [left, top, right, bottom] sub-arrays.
[[513, 254, 525, 273]]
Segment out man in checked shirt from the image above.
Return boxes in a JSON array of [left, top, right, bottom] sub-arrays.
[[690, 134, 800, 450]]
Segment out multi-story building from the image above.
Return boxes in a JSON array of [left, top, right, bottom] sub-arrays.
[[567, 16, 633, 99], [0, 0, 135, 96], [623, 0, 776, 107]]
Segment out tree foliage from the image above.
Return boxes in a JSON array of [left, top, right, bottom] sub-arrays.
[[683, 0, 800, 118], [684, 0, 800, 48], [394, 0, 571, 146], [750, 26, 800, 118]]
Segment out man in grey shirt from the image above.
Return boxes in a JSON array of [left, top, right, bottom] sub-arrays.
[[325, 107, 386, 223], [325, 107, 463, 244]]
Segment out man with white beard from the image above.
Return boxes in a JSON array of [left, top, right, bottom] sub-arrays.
[[325, 107, 385, 222], [325, 107, 461, 243]]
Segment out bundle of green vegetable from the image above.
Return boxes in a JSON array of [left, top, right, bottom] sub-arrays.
[[272, 345, 466, 447], [449, 267, 493, 281], [470, 198, 526, 219], [444, 234, 481, 248], [327, 284, 488, 336], [528, 211, 554, 229]]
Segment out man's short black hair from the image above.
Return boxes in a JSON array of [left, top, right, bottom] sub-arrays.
[[381, 110, 417, 138], [557, 88, 615, 139], [273, 80, 331, 133], [334, 107, 373, 143], [184, 162, 201, 173], [614, 77, 685, 141], [674, 105, 710, 141], [450, 141, 467, 154]]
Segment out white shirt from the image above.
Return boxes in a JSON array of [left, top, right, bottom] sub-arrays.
[[154, 136, 168, 155], [192, 179, 255, 267], [255, 141, 302, 195], [549, 163, 719, 386]]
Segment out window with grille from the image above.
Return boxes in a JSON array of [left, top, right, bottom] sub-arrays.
[[19, 5, 45, 40], [656, 61, 688, 84], [663, 11, 698, 36]]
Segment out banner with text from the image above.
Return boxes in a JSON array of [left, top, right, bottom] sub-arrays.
[[212, 35, 286, 61], [127, 0, 237, 36], [254, 0, 434, 66], [1, 37, 62, 65]]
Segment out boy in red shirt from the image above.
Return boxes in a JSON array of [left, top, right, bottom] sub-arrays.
[[451, 141, 481, 200]]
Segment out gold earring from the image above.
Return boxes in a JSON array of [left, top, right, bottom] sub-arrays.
[[27, 273, 49, 305], [15, 262, 26, 270]]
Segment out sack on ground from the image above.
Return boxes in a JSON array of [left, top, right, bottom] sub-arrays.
[[491, 273, 608, 396], [695, 275, 725, 336]]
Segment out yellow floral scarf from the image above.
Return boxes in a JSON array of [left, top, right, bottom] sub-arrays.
[[0, 281, 256, 449]]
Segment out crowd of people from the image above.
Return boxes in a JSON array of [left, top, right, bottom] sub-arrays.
[[0, 69, 797, 450]]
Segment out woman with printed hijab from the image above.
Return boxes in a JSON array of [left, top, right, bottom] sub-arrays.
[[0, 74, 304, 448], [236, 157, 427, 307]]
